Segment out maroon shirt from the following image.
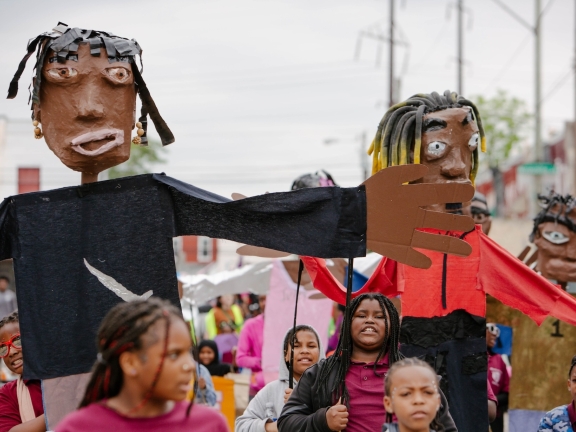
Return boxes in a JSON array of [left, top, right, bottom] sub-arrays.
[[487, 353, 510, 395], [56, 401, 229, 432], [0, 379, 44, 432], [346, 355, 390, 432]]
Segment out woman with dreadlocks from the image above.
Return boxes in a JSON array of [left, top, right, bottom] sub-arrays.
[[277, 294, 455, 432], [301, 90, 576, 432], [55, 298, 227, 432]]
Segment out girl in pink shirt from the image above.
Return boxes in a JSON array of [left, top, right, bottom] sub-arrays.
[[56, 298, 228, 432]]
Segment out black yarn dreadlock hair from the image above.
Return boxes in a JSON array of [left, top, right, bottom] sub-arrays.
[[6, 22, 174, 146], [316, 293, 402, 407], [530, 192, 576, 242], [368, 90, 486, 184], [0, 310, 19, 329], [384, 357, 445, 432], [79, 298, 194, 415]]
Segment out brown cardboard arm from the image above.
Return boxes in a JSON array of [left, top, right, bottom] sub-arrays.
[[363, 165, 474, 269], [235, 165, 474, 269]]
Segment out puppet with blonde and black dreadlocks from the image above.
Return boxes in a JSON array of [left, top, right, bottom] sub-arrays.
[[299, 90, 576, 432]]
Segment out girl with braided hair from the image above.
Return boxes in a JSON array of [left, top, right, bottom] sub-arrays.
[[382, 358, 444, 432], [0, 311, 45, 432], [56, 298, 227, 432], [277, 294, 455, 432]]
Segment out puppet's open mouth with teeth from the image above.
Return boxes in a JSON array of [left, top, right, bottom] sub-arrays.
[[71, 129, 124, 156]]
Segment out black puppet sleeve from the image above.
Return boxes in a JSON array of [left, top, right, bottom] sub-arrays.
[[277, 364, 332, 432], [0, 199, 14, 261], [154, 174, 367, 259]]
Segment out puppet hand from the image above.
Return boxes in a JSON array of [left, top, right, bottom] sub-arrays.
[[284, 388, 293, 404], [326, 399, 349, 431], [362, 165, 474, 269]]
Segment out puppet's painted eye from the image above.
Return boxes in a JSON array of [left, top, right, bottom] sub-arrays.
[[47, 68, 78, 79], [105, 67, 132, 84], [543, 230, 570, 245], [427, 141, 446, 157], [468, 133, 479, 151]]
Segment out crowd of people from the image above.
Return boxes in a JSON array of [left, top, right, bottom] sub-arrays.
[[1, 283, 574, 432]]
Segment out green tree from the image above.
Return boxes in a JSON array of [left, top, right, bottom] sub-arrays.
[[108, 139, 168, 179], [472, 90, 532, 216]]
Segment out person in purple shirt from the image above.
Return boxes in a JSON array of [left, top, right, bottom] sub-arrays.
[[56, 298, 227, 432], [237, 295, 267, 398], [486, 323, 510, 432]]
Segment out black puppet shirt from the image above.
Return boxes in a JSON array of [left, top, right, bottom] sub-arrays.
[[0, 173, 366, 380]]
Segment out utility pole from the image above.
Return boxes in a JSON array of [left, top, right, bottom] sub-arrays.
[[535, 0, 542, 162], [534, 0, 543, 206], [389, 0, 395, 107], [490, 0, 544, 212], [457, 0, 464, 94], [360, 131, 368, 180], [355, 0, 408, 108]]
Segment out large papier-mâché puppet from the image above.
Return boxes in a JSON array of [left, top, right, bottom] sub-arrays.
[[2, 26, 477, 428], [486, 193, 576, 429], [300, 91, 576, 432]]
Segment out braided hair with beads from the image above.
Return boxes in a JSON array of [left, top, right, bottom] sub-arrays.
[[368, 90, 486, 184], [0, 310, 19, 330], [384, 357, 445, 432], [79, 298, 193, 415], [316, 293, 402, 408]]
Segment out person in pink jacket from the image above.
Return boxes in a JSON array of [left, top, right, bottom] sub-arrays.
[[236, 296, 266, 398]]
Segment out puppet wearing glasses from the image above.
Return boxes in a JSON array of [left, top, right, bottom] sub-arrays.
[[300, 91, 576, 432], [486, 193, 576, 427], [2, 24, 476, 427]]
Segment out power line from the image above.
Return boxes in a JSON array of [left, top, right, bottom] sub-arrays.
[[482, 33, 532, 92], [540, 69, 573, 105]]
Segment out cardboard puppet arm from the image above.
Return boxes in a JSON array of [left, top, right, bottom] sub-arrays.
[[479, 232, 576, 326], [363, 165, 474, 268], [236, 166, 474, 269]]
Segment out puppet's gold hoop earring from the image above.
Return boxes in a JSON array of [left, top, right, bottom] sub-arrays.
[[132, 121, 145, 145], [33, 119, 43, 139]]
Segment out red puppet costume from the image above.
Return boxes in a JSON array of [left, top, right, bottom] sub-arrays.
[[301, 91, 576, 432]]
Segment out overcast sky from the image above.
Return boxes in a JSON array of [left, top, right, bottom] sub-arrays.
[[0, 0, 574, 197]]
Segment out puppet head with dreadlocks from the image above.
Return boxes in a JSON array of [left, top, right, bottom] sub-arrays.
[[7, 22, 173, 178], [530, 192, 576, 283], [368, 90, 486, 213]]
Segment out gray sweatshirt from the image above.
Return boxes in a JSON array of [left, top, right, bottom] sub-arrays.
[[235, 326, 325, 432]]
